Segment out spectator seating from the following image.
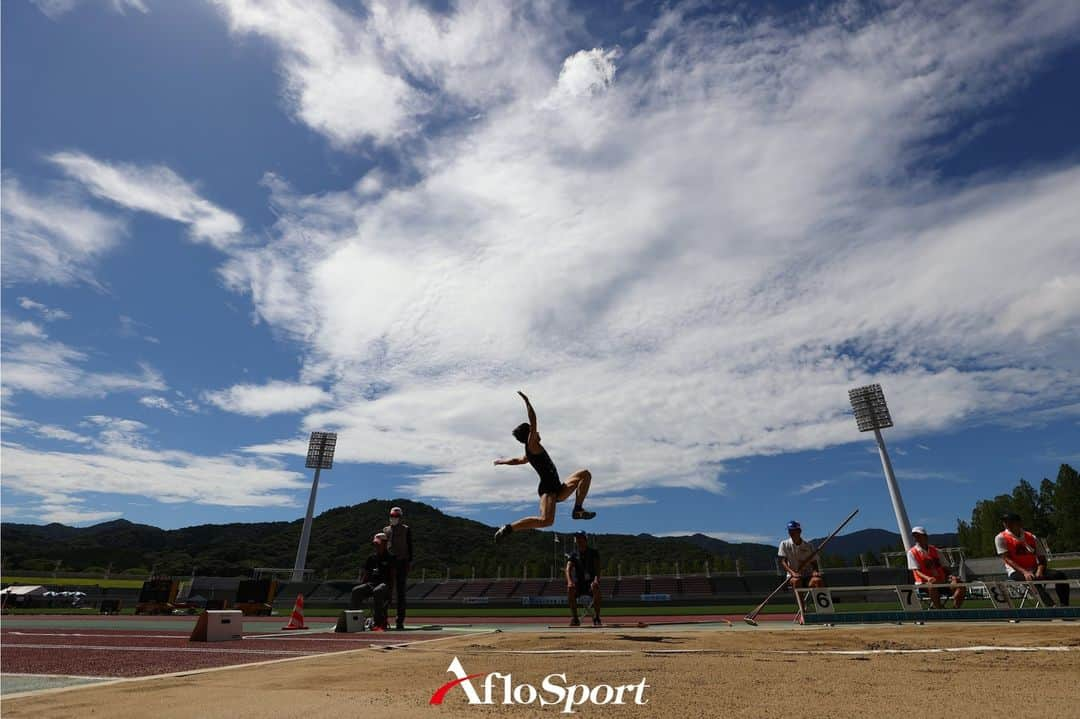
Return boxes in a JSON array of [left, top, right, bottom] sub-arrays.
[[649, 576, 679, 595], [615, 577, 646, 596], [710, 576, 749, 598], [680, 576, 713, 596], [511, 580, 548, 597], [426, 581, 466, 600], [457, 581, 491, 598], [484, 580, 519, 598], [825, 569, 867, 587], [406, 581, 438, 599]]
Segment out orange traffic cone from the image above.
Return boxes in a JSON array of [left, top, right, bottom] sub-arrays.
[[281, 594, 308, 630]]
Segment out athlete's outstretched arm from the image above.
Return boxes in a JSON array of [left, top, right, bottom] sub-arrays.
[[494, 457, 528, 466], [518, 391, 542, 452]]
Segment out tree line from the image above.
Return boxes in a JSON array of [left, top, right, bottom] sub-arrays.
[[956, 463, 1079, 557]]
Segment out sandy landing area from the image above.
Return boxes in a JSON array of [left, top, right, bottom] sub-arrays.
[[4, 623, 1078, 718]]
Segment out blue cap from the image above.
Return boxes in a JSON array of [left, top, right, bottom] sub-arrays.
[[574, 530, 587, 538], [786, 521, 801, 531]]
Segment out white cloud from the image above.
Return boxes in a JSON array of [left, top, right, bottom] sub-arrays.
[[216, 2, 1080, 510], [31, 0, 147, 21], [204, 380, 330, 417], [49, 152, 243, 249], [37, 507, 124, 525], [1, 176, 126, 287], [1, 322, 166, 399], [210, 0, 581, 145], [850, 469, 969, 484], [2, 416, 310, 524], [552, 47, 620, 99], [17, 297, 71, 321], [584, 494, 656, 508], [794, 480, 834, 495], [139, 394, 200, 415], [3, 316, 47, 339]]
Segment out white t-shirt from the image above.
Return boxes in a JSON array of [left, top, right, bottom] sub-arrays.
[[777, 538, 818, 574]]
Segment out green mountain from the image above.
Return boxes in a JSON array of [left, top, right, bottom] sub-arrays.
[[1, 499, 779, 578]]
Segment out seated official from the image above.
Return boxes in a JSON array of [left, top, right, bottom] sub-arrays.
[[996, 512, 1069, 607], [778, 520, 824, 590], [351, 532, 396, 630], [908, 526, 965, 609]]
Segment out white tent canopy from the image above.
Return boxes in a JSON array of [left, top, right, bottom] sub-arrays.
[[0, 585, 46, 596]]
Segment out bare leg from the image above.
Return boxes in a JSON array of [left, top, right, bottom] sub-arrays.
[[591, 584, 602, 620], [790, 576, 807, 619], [557, 469, 592, 506], [558, 470, 595, 519], [568, 585, 578, 619], [509, 494, 557, 532]]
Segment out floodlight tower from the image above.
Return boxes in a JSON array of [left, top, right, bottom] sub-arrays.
[[848, 384, 914, 554], [292, 431, 338, 582]]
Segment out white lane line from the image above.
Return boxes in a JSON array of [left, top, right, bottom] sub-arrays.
[[0, 630, 495, 701], [457, 649, 633, 655]]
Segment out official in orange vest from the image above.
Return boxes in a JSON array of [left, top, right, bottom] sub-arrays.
[[995, 512, 1069, 607], [908, 527, 965, 609]]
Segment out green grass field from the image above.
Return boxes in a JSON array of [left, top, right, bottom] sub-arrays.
[[1051, 558, 1080, 569], [0, 575, 145, 589]]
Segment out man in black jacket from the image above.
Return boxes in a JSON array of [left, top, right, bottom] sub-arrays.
[[383, 506, 414, 630]]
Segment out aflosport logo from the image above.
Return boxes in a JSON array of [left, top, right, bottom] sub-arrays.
[[429, 656, 650, 713]]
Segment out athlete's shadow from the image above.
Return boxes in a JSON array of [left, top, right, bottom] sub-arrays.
[[615, 634, 684, 644]]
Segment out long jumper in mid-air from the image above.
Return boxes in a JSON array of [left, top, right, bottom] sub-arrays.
[[493, 391, 595, 543]]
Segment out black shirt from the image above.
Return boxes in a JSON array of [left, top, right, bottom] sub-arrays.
[[363, 553, 394, 585], [568, 548, 600, 585], [526, 446, 562, 496]]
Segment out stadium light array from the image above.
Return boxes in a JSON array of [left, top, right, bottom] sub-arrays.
[[848, 384, 914, 555], [293, 431, 339, 582]]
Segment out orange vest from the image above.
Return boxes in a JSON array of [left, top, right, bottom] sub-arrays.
[[998, 530, 1039, 571], [909, 544, 946, 584]]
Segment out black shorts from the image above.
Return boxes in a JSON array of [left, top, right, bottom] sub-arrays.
[[539, 481, 566, 498], [571, 578, 595, 594]]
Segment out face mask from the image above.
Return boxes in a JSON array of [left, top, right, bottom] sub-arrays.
[[390, 517, 400, 526]]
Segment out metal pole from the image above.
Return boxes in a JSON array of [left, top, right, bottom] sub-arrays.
[[292, 466, 321, 582], [873, 428, 913, 553]]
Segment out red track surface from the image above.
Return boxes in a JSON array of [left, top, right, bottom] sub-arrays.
[[0, 628, 446, 678]]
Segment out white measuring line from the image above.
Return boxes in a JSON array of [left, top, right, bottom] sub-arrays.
[[450, 649, 634, 655], [775, 646, 1076, 655], [1, 629, 496, 702]]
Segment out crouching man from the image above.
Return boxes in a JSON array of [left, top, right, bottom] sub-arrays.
[[351, 532, 396, 631], [567, 531, 602, 627]]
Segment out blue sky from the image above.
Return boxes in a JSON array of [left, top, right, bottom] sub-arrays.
[[2, 0, 1078, 546]]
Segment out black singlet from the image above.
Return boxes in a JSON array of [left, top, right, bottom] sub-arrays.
[[526, 445, 562, 496]]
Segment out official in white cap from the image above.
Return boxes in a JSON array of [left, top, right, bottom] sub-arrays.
[[908, 527, 965, 609], [351, 532, 395, 630]]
